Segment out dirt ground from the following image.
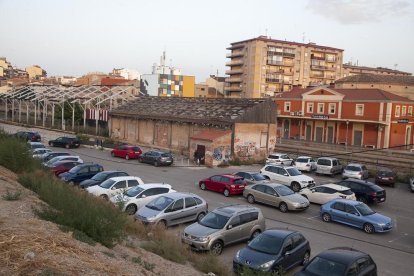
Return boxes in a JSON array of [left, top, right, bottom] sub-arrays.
[[0, 166, 203, 276]]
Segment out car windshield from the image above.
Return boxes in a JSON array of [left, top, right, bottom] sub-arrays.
[[91, 173, 108, 181], [198, 212, 231, 229], [99, 179, 116, 189], [68, 166, 80, 174], [126, 186, 144, 197], [346, 166, 361, 171], [145, 196, 174, 211], [340, 189, 353, 195], [275, 185, 294, 196], [46, 157, 59, 165], [280, 154, 289, 159], [286, 168, 302, 176], [355, 203, 375, 216], [304, 256, 346, 276], [251, 173, 266, 181], [248, 233, 284, 255]]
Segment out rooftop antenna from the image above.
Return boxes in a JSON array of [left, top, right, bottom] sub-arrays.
[[302, 32, 305, 43]]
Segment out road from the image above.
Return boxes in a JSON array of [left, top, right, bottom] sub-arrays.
[[2, 123, 414, 276]]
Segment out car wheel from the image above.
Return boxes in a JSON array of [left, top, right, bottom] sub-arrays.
[[250, 230, 261, 241], [210, 241, 224, 255], [50, 142, 54, 147], [247, 194, 255, 204], [279, 202, 288, 213], [65, 144, 70, 149], [291, 182, 301, 192], [322, 213, 332, 222], [200, 182, 206, 190], [125, 204, 137, 215], [223, 189, 230, 197], [100, 194, 109, 200], [357, 196, 367, 204], [363, 223, 375, 234], [302, 251, 310, 265], [125, 155, 130, 160], [302, 194, 308, 199], [197, 212, 206, 222], [138, 157, 143, 163], [154, 161, 159, 167]]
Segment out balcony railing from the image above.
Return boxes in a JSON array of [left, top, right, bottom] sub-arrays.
[[225, 69, 243, 75], [225, 77, 242, 83], [226, 59, 244, 66], [266, 78, 283, 83], [310, 73, 325, 78], [311, 65, 328, 70], [224, 86, 242, 92], [226, 51, 244, 58]]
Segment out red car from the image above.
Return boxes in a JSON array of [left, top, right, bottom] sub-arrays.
[[199, 174, 247, 197], [110, 145, 142, 160], [51, 161, 82, 176]]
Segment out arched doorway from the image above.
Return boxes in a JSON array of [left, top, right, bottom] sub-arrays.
[[283, 119, 290, 139]]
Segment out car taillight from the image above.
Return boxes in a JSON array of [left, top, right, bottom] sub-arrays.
[[230, 185, 235, 188]]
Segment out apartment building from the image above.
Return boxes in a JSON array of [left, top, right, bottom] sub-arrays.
[[343, 64, 411, 78], [274, 87, 414, 149], [195, 75, 225, 98], [25, 65, 47, 80], [225, 36, 343, 98]]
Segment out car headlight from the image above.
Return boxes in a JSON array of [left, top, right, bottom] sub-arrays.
[[195, 236, 210, 242], [300, 181, 308, 184], [234, 250, 241, 261], [259, 260, 275, 270]]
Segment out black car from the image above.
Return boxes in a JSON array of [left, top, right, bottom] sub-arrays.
[[336, 179, 386, 204], [79, 170, 129, 189], [15, 131, 41, 142], [295, 247, 377, 276], [233, 229, 311, 274], [48, 137, 80, 149], [138, 150, 173, 167], [59, 163, 104, 185], [41, 152, 71, 162]]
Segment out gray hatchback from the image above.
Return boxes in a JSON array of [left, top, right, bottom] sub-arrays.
[[135, 192, 207, 227]]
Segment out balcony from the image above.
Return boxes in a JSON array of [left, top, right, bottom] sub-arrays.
[[325, 58, 337, 63], [224, 86, 242, 92], [226, 59, 244, 66], [311, 54, 325, 60], [311, 65, 328, 70], [266, 78, 283, 83], [226, 51, 244, 58], [225, 69, 243, 75], [226, 44, 244, 50], [310, 73, 325, 78], [225, 77, 242, 83]]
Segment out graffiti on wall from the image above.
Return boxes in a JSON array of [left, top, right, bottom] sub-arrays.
[[211, 146, 231, 161], [234, 140, 259, 159]]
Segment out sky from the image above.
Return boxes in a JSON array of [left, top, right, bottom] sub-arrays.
[[1, 0, 413, 81]]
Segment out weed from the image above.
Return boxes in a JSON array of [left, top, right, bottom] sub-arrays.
[[141, 236, 187, 264], [58, 225, 96, 246], [2, 189, 22, 201], [0, 134, 40, 173], [143, 261, 155, 272], [189, 252, 231, 275], [102, 251, 115, 258], [131, 256, 142, 264]]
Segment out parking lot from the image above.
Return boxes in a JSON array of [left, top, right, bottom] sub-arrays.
[[2, 123, 414, 276]]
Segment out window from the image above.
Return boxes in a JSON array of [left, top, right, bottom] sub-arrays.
[[329, 103, 336, 114], [128, 179, 140, 187], [317, 103, 324, 114], [284, 102, 291, 112], [332, 202, 345, 211], [114, 181, 127, 189], [395, 105, 401, 117], [141, 188, 157, 197], [171, 199, 184, 211], [185, 197, 197, 208], [264, 186, 277, 195], [240, 212, 258, 224], [402, 106, 406, 116], [210, 176, 221, 182], [408, 106, 413, 116], [220, 177, 230, 183], [90, 166, 101, 172], [194, 197, 203, 205], [292, 234, 305, 248], [229, 215, 241, 227], [355, 104, 364, 116], [254, 184, 266, 193], [307, 103, 314, 113]]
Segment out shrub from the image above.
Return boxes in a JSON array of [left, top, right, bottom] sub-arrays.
[[0, 133, 39, 173], [141, 235, 187, 264], [189, 252, 231, 275], [19, 170, 128, 247], [2, 189, 22, 201]]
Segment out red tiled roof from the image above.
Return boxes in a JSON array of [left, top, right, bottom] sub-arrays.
[[274, 88, 414, 102], [335, 74, 414, 85], [190, 130, 231, 142]]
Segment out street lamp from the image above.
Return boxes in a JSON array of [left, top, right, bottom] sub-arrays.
[[345, 120, 349, 151]]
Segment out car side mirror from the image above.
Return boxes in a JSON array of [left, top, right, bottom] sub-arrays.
[[284, 251, 291, 256], [227, 225, 233, 230], [111, 186, 117, 190], [284, 173, 289, 176], [141, 195, 146, 198]]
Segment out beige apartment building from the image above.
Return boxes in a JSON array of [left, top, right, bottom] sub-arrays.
[[25, 65, 46, 79], [343, 64, 411, 78], [225, 36, 343, 98]]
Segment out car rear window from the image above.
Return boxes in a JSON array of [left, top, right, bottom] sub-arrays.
[[233, 179, 245, 185], [296, 158, 309, 163], [317, 159, 331, 166], [161, 153, 171, 157], [267, 155, 279, 159], [369, 184, 384, 192], [132, 147, 140, 152], [346, 166, 361, 171], [340, 189, 354, 195], [378, 171, 394, 177]]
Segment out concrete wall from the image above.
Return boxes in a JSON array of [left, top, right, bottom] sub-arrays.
[[190, 133, 232, 167]]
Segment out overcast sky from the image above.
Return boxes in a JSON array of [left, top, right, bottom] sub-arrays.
[[1, 0, 413, 81]]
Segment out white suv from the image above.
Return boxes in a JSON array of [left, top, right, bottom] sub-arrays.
[[266, 153, 294, 165], [260, 165, 315, 192]]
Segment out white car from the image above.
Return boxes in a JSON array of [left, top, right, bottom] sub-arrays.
[[266, 153, 294, 165], [294, 156, 317, 172], [110, 183, 176, 215], [32, 148, 52, 158], [299, 184, 356, 204], [28, 141, 46, 150], [43, 155, 84, 167], [86, 176, 144, 199], [260, 164, 315, 192]]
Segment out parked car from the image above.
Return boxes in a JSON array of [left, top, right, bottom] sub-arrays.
[[342, 163, 369, 180], [260, 165, 315, 192], [51, 161, 82, 176], [135, 192, 208, 228], [110, 183, 176, 215], [375, 167, 396, 188], [295, 247, 377, 276], [336, 179, 386, 204], [243, 183, 309, 213], [266, 153, 294, 165], [32, 148, 52, 158], [111, 144, 142, 160], [86, 176, 144, 199], [182, 205, 265, 255], [410, 176, 414, 193], [15, 131, 41, 142], [199, 174, 247, 197], [41, 152, 70, 162], [28, 141, 45, 150], [320, 199, 393, 234], [43, 156, 83, 167], [79, 170, 129, 189], [294, 156, 317, 172], [233, 172, 269, 185], [138, 150, 173, 166], [59, 163, 104, 185], [300, 184, 356, 205], [48, 136, 80, 149], [234, 229, 311, 274], [315, 157, 343, 176]]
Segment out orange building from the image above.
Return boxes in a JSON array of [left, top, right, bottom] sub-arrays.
[[274, 87, 414, 149]]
